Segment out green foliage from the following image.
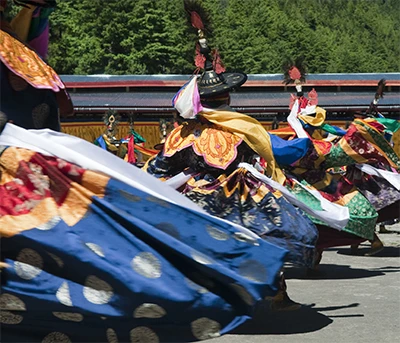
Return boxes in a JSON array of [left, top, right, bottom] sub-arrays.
[[45, 0, 195, 74], [3, 1, 20, 21], [8, 0, 400, 74]]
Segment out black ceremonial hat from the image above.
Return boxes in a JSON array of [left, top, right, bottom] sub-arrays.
[[185, 0, 247, 98]]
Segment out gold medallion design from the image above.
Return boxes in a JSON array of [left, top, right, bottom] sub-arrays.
[[133, 303, 166, 319], [191, 317, 221, 340], [206, 225, 229, 241], [130, 327, 159, 343], [83, 275, 113, 305], [106, 328, 119, 343], [36, 216, 61, 230], [164, 122, 242, 169], [42, 332, 71, 343], [52, 312, 83, 322], [85, 243, 105, 257], [15, 248, 43, 280], [0, 293, 26, 311], [233, 231, 259, 246], [0, 311, 23, 325], [56, 282, 73, 307], [191, 251, 214, 265], [131, 252, 162, 279]]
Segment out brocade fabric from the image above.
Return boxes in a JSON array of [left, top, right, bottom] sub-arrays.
[[0, 145, 287, 342]]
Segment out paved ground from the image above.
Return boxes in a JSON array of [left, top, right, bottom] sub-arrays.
[[212, 223, 400, 343]]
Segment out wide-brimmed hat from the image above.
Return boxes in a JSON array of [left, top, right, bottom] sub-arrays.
[[185, 0, 247, 98], [197, 67, 247, 97]]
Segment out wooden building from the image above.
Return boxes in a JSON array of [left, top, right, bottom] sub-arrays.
[[60, 73, 400, 154]]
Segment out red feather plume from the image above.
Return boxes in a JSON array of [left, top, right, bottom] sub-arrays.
[[184, 0, 211, 34], [195, 43, 206, 69], [288, 67, 301, 81], [190, 11, 204, 30], [212, 49, 225, 74], [282, 57, 307, 85]]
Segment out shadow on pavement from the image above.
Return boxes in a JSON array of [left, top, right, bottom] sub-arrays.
[[230, 305, 333, 335], [231, 302, 332, 335], [327, 314, 364, 318], [336, 246, 400, 258], [307, 303, 365, 318], [285, 263, 400, 280], [309, 302, 359, 312]]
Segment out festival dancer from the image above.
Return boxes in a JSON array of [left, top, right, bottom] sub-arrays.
[[94, 110, 129, 159], [0, 2, 293, 341], [270, 63, 399, 266], [0, 116, 290, 342], [94, 111, 157, 166], [143, 1, 359, 310], [0, 0, 73, 130], [343, 81, 400, 255]]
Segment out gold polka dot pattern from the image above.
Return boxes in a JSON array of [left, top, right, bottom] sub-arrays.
[[0, 293, 26, 311], [131, 252, 162, 279], [83, 275, 114, 305], [133, 303, 166, 319], [191, 317, 221, 340], [130, 327, 159, 343], [15, 248, 43, 280]]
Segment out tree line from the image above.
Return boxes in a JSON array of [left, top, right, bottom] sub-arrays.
[[6, 0, 400, 75]]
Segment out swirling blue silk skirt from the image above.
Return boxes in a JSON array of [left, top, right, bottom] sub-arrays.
[[1, 172, 287, 342]]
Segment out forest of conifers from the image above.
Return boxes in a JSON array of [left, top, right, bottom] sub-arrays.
[[7, 0, 400, 75]]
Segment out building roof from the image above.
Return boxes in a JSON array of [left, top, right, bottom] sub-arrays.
[[61, 73, 400, 118], [70, 91, 400, 113], [61, 73, 400, 88]]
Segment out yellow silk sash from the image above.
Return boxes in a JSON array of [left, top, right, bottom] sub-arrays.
[[298, 107, 326, 127], [199, 110, 286, 184]]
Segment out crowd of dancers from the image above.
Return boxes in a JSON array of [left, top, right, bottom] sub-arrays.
[[0, 1, 399, 342]]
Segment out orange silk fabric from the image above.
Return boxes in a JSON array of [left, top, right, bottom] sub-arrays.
[[0, 29, 64, 91]]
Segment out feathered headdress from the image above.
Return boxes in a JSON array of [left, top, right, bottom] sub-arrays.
[[283, 57, 307, 96], [184, 0, 223, 71], [182, 0, 246, 98], [184, 0, 212, 35]]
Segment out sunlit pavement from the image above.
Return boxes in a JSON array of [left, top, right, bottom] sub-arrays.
[[212, 224, 400, 343]]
